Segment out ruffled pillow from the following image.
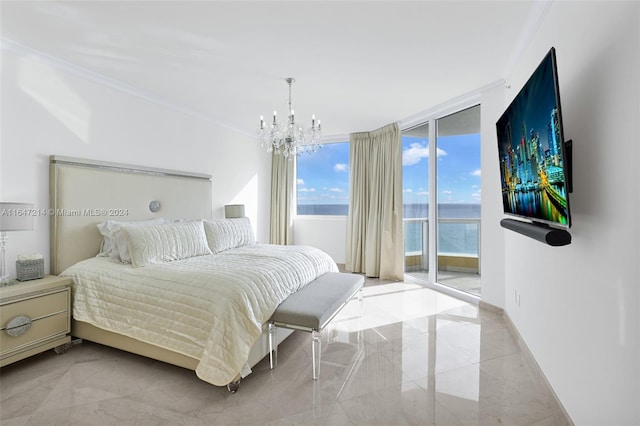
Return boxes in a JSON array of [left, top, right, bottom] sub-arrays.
[[122, 220, 212, 267], [96, 218, 166, 261]]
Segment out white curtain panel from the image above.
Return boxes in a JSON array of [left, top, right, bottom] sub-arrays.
[[270, 152, 294, 245], [346, 122, 404, 280]]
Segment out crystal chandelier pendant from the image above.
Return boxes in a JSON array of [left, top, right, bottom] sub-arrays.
[[258, 78, 322, 157]]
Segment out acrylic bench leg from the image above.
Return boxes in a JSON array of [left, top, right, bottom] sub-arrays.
[[312, 329, 321, 380], [269, 322, 277, 370], [358, 288, 364, 348]]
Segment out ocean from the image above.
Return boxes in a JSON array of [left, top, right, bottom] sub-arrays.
[[297, 203, 481, 255]]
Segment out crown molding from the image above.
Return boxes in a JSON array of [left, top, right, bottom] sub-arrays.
[[399, 79, 504, 132]]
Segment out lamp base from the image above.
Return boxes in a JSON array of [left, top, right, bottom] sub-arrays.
[[0, 231, 8, 284]]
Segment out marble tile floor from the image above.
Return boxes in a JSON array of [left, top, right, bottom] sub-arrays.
[[406, 271, 482, 298], [0, 278, 569, 426]]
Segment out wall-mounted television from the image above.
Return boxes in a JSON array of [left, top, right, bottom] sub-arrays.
[[496, 47, 572, 230]]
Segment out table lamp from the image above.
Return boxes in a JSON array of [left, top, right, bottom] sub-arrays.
[[224, 204, 245, 219], [0, 202, 34, 283]]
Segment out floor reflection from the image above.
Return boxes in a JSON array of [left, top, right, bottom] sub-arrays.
[[0, 279, 567, 425]]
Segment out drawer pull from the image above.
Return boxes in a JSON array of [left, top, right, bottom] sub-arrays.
[[6, 315, 32, 337]]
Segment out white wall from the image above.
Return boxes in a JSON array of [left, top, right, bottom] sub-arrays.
[[501, 2, 639, 425], [479, 84, 506, 308], [0, 47, 272, 278]]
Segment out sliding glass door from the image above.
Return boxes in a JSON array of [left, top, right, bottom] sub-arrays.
[[435, 106, 481, 296], [403, 105, 481, 297], [402, 122, 430, 277]]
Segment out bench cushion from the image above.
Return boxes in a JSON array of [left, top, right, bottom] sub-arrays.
[[270, 272, 364, 330]]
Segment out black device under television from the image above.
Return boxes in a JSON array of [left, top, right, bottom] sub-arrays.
[[496, 47, 573, 246]]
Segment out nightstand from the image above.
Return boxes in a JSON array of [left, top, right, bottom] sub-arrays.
[[0, 275, 72, 367]]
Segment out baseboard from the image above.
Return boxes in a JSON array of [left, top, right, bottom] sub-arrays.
[[478, 300, 503, 315], [503, 313, 574, 426]]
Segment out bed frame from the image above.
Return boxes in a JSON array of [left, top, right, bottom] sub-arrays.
[[49, 155, 291, 390]]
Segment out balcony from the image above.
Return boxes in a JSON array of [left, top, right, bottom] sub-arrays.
[[403, 218, 481, 297]]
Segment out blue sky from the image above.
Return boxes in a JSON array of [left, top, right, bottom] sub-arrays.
[[296, 133, 481, 205], [403, 134, 482, 205], [296, 142, 350, 205]]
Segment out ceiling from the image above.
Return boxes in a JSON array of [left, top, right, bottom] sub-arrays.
[[1, 1, 539, 140]]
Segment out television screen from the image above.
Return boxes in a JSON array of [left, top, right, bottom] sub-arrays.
[[496, 47, 571, 228]]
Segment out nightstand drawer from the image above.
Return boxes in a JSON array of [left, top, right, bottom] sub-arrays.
[[0, 277, 72, 367], [1, 312, 69, 356], [0, 289, 68, 324]]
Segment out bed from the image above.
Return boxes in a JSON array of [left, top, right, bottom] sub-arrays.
[[49, 155, 338, 390]]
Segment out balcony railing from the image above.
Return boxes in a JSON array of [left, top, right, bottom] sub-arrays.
[[403, 218, 481, 274]]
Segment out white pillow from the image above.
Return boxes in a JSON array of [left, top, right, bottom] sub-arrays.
[[203, 218, 255, 254], [96, 218, 166, 262], [122, 220, 212, 267]]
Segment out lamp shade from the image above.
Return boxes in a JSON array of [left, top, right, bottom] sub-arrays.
[[224, 204, 245, 219], [0, 203, 34, 231]]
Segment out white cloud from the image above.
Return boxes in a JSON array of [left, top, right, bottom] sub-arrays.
[[403, 143, 428, 166], [329, 188, 344, 193], [442, 190, 453, 195], [402, 143, 447, 166], [334, 163, 348, 172], [470, 169, 481, 177], [417, 191, 429, 196], [472, 191, 481, 200], [297, 178, 304, 185], [298, 188, 316, 193], [403, 188, 413, 193]]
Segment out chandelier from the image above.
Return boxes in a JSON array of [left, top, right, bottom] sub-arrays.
[[258, 78, 322, 157]]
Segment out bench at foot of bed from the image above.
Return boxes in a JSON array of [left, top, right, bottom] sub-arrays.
[[268, 272, 364, 380]]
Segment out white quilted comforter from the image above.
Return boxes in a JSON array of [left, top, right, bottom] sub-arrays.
[[61, 244, 338, 386]]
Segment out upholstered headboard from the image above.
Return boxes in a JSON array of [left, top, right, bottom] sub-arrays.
[[49, 155, 212, 275]]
